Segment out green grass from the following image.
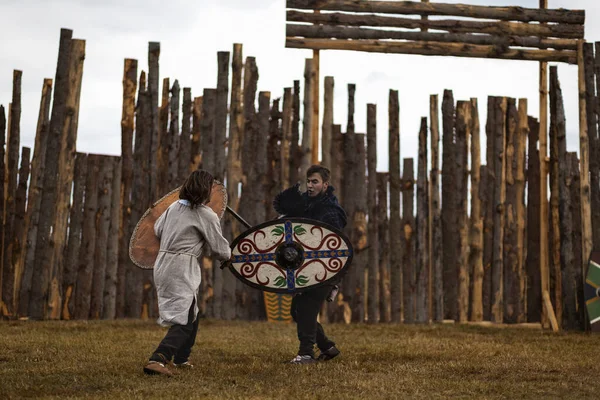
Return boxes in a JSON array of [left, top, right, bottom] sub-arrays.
[[0, 319, 597, 399]]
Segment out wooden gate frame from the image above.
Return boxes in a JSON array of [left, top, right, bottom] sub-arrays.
[[285, 0, 591, 327]]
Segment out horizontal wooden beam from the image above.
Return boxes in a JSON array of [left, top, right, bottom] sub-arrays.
[[286, 38, 577, 64], [287, 0, 585, 24], [287, 11, 584, 40], [287, 24, 578, 51]]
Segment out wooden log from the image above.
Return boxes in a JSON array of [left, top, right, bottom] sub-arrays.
[[491, 97, 507, 324], [290, 80, 301, 186], [416, 118, 429, 323], [549, 69, 563, 328], [429, 94, 443, 322], [116, 59, 137, 319], [29, 29, 73, 320], [167, 80, 180, 188], [201, 89, 217, 172], [301, 58, 313, 178], [190, 96, 203, 172], [10, 147, 30, 316], [124, 71, 150, 319], [287, 11, 583, 42], [158, 77, 170, 195], [441, 89, 456, 321], [214, 51, 230, 181], [286, 39, 577, 64], [539, 28, 550, 326], [469, 99, 483, 322], [330, 124, 343, 202], [354, 133, 368, 322], [542, 290, 559, 332], [47, 39, 85, 320], [62, 153, 86, 320], [455, 102, 470, 323], [526, 117, 542, 322], [577, 40, 593, 314], [74, 154, 100, 320], [503, 98, 523, 324], [340, 129, 357, 320], [312, 50, 320, 166], [0, 106, 4, 279], [90, 156, 114, 319], [586, 44, 600, 254], [389, 90, 401, 323], [482, 99, 495, 321], [148, 42, 160, 202], [367, 104, 379, 323], [402, 158, 415, 323], [103, 157, 121, 319], [515, 100, 528, 323], [18, 78, 52, 318], [242, 56, 259, 189], [285, 0, 585, 24], [223, 43, 243, 321], [377, 172, 391, 323], [178, 87, 192, 184], [322, 76, 334, 168], [266, 98, 282, 220], [1, 70, 22, 318], [287, 24, 579, 50], [281, 88, 293, 188], [568, 153, 585, 329]]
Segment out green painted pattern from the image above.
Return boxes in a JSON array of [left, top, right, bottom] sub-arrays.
[[587, 260, 600, 287], [587, 297, 600, 323]]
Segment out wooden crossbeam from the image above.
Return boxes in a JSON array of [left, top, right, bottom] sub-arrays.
[[287, 0, 585, 24]]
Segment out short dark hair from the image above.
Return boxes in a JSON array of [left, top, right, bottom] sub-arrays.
[[306, 165, 330, 182], [179, 170, 214, 208]]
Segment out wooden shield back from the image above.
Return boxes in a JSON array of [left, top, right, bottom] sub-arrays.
[[129, 182, 227, 269], [228, 218, 353, 294]]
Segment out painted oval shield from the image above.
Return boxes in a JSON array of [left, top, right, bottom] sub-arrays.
[[228, 218, 353, 293], [129, 182, 227, 269]]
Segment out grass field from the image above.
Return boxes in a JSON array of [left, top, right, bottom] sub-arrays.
[[0, 319, 597, 399]]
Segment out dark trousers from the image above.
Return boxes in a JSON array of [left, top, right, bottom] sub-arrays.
[[290, 285, 335, 357], [150, 299, 199, 364]]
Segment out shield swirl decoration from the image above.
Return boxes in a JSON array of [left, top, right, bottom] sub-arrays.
[[228, 218, 353, 294], [585, 251, 600, 332]]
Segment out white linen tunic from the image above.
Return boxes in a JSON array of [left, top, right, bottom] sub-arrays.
[[153, 200, 231, 326]]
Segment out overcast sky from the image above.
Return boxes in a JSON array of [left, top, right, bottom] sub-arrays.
[[1, 0, 599, 172]]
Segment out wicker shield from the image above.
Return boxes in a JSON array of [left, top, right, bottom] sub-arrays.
[[228, 218, 353, 294], [129, 182, 227, 269], [586, 251, 600, 332]]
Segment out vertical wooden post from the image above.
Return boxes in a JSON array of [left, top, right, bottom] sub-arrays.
[[389, 89, 402, 323], [330, 124, 343, 200], [526, 117, 541, 322], [312, 39, 320, 165], [0, 105, 5, 282], [1, 70, 22, 318], [62, 153, 87, 320], [290, 80, 301, 186], [549, 69, 562, 328], [441, 89, 456, 321], [301, 59, 314, 178], [429, 94, 443, 322], [148, 42, 160, 202], [539, 0, 550, 328], [416, 118, 429, 323], [354, 133, 368, 322], [158, 77, 170, 195], [30, 29, 72, 320], [577, 40, 594, 320], [455, 102, 470, 323], [281, 88, 293, 188], [178, 87, 192, 184], [75, 154, 100, 320], [11, 147, 30, 314], [116, 59, 137, 319], [201, 89, 217, 172], [469, 98, 484, 322], [491, 97, 507, 323], [515, 99, 528, 323], [483, 97, 496, 321], [104, 157, 121, 319], [402, 159, 415, 323], [19, 78, 52, 318], [167, 80, 180, 188], [190, 96, 203, 172], [367, 104, 379, 323], [215, 51, 230, 182], [47, 39, 86, 320], [266, 98, 282, 220], [592, 43, 600, 250], [322, 76, 334, 168], [377, 172, 391, 322], [569, 153, 585, 329]]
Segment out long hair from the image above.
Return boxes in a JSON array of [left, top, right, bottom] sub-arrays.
[[179, 170, 214, 208]]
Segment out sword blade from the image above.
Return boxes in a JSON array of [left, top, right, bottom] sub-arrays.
[[226, 206, 252, 229]]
